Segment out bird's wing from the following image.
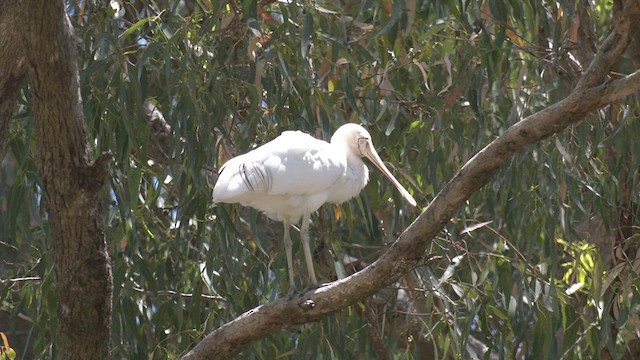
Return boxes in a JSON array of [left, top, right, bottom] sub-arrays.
[[213, 131, 346, 203]]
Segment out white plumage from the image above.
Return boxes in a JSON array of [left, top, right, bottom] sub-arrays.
[[213, 123, 416, 291]]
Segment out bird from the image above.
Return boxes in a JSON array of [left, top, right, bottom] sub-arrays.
[[212, 123, 417, 292]]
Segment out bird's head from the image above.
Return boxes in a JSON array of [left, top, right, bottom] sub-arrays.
[[331, 123, 417, 207], [331, 123, 372, 156]]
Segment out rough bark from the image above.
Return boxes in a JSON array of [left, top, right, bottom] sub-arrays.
[[181, 0, 640, 358], [17, 1, 113, 358], [0, 2, 26, 161]]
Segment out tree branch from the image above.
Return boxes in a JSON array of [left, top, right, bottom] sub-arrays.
[[575, 0, 640, 89], [182, 1, 640, 358]]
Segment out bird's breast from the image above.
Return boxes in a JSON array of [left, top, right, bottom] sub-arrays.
[[326, 158, 369, 204]]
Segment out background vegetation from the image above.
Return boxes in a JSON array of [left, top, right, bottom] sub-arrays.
[[1, 0, 639, 358]]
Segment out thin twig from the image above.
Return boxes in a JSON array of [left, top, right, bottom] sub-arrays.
[[363, 298, 391, 360], [0, 277, 42, 286], [560, 321, 599, 359], [132, 287, 228, 303], [1, 301, 35, 323]]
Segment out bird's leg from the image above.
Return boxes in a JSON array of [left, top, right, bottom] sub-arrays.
[[300, 213, 318, 287], [283, 219, 296, 294]]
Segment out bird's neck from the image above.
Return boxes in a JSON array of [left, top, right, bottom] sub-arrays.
[[327, 154, 369, 204]]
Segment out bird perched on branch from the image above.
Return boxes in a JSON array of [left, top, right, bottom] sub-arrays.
[[213, 123, 417, 292]]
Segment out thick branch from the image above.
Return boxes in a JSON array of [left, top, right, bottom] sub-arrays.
[[182, 1, 640, 358], [575, 0, 640, 89]]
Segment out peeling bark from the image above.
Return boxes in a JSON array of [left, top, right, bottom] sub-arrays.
[[17, 1, 113, 358], [181, 1, 640, 359]]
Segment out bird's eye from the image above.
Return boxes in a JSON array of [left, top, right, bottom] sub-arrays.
[[357, 137, 368, 156]]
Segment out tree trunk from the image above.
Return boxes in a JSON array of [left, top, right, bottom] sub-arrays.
[[0, 2, 26, 160], [17, 1, 113, 358]]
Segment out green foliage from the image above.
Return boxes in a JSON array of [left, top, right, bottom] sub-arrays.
[[1, 0, 639, 358], [0, 332, 17, 360]]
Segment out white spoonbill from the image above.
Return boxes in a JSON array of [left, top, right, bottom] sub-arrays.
[[213, 123, 417, 291]]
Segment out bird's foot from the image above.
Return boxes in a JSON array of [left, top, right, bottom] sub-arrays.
[[286, 286, 299, 300], [286, 282, 327, 299], [302, 282, 321, 292]]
